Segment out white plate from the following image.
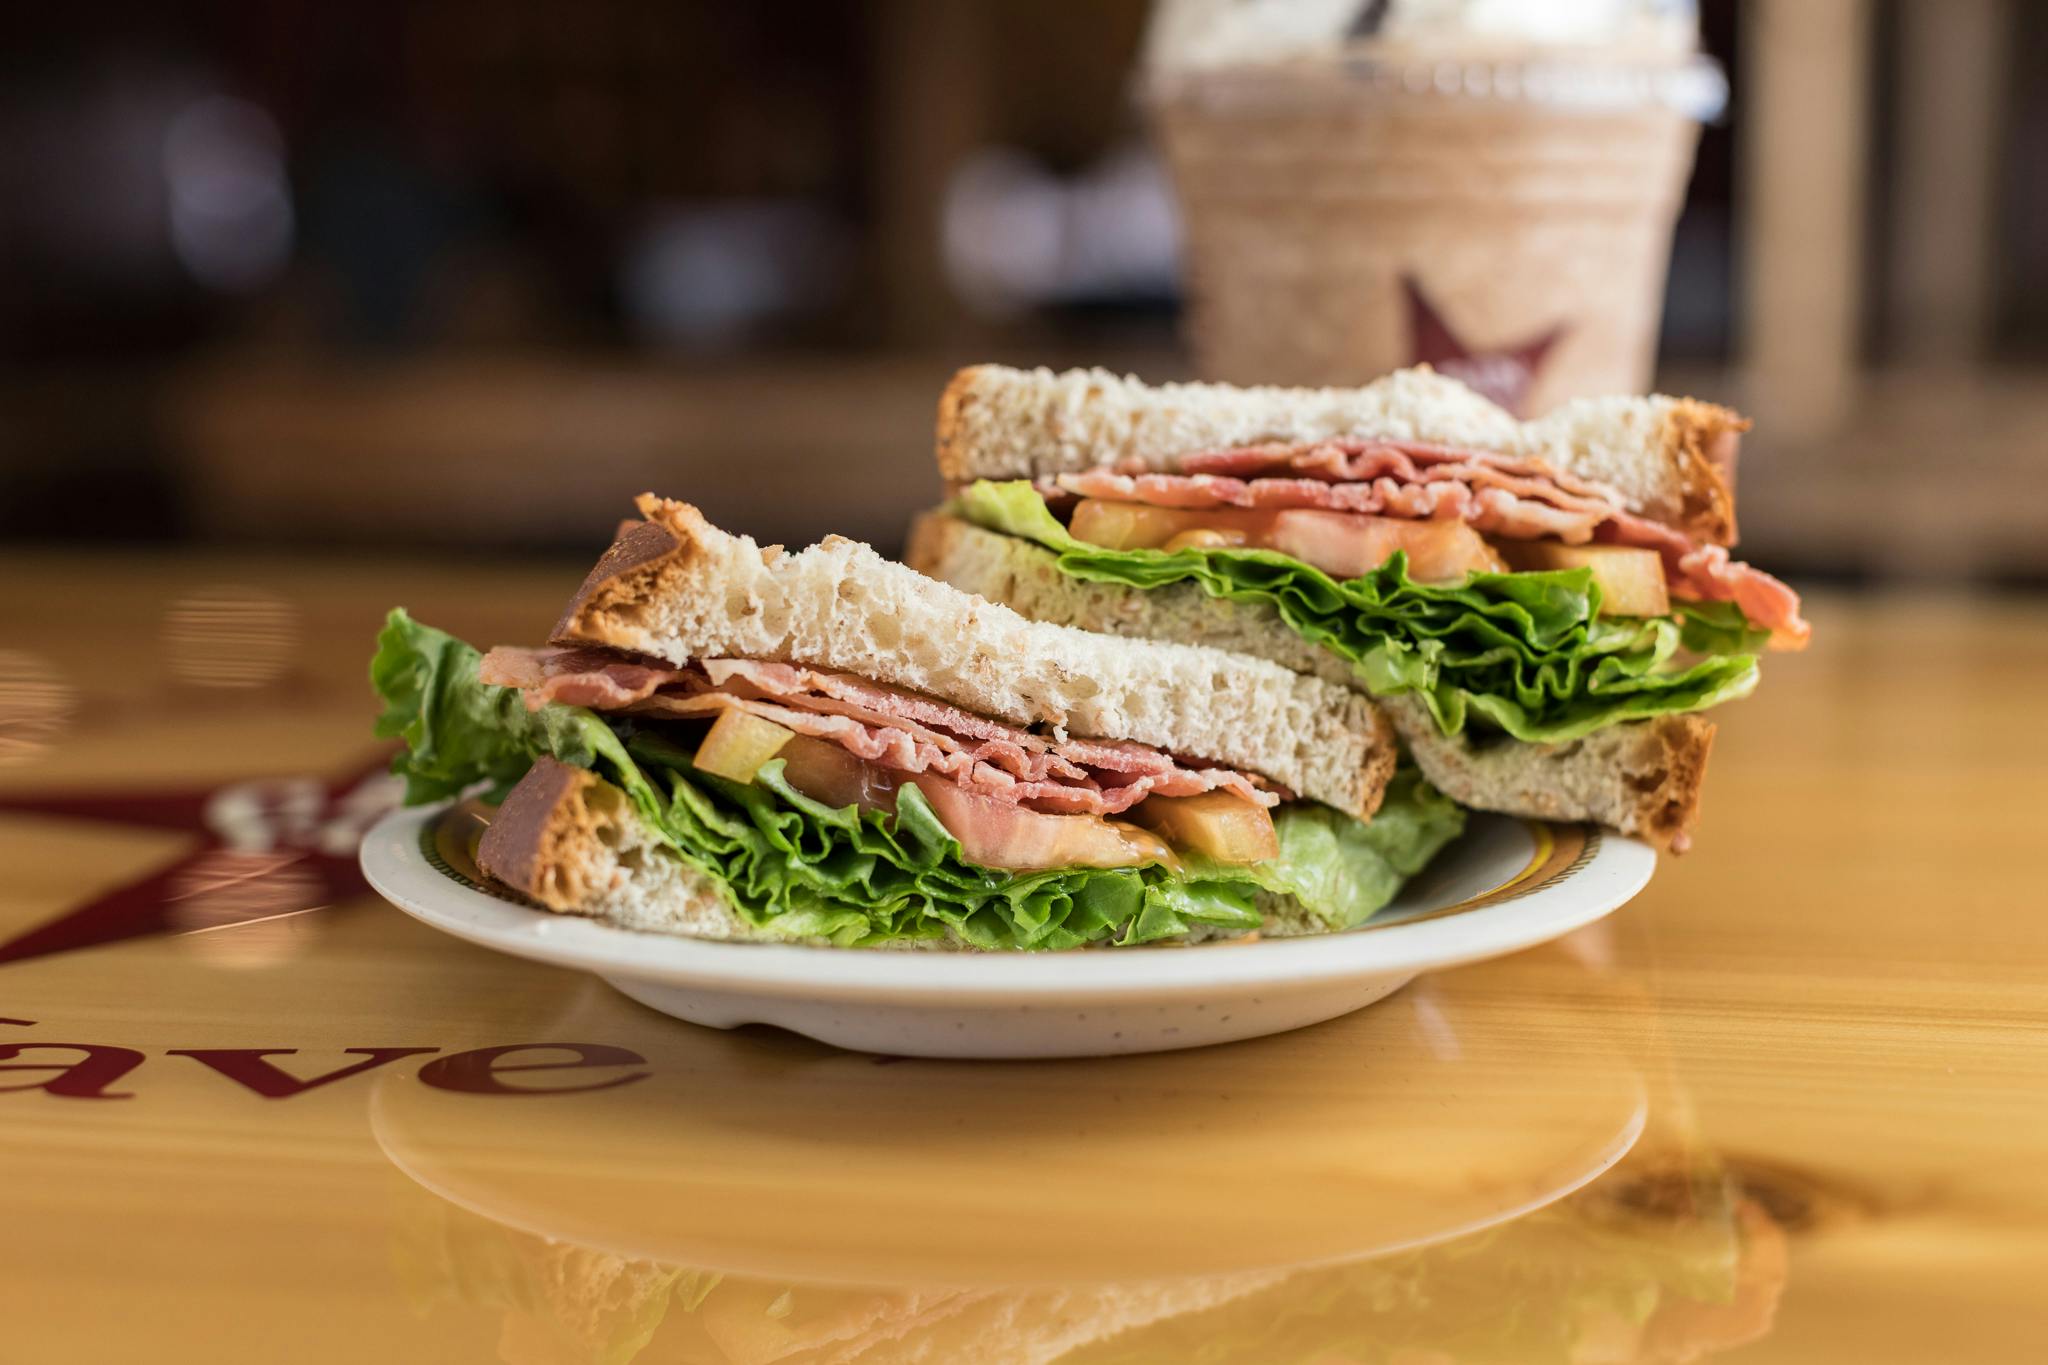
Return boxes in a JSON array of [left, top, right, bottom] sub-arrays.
[[359, 802, 1653, 1059]]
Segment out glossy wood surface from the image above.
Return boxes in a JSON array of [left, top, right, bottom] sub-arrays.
[[2, 552, 2045, 1364]]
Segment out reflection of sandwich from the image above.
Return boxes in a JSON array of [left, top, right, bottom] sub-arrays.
[[909, 366, 1811, 850], [392, 1156, 1786, 1365], [1061, 1159, 1788, 1365], [393, 1203, 711, 1365], [372, 496, 1463, 948], [395, 1194, 1282, 1365]]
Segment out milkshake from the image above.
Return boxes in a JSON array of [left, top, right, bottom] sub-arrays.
[[1143, 0, 1724, 415]]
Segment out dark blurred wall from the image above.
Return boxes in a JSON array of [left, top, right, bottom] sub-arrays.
[[0, 0, 2042, 573]]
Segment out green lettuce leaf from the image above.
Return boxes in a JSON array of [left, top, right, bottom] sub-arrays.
[[957, 480, 1760, 743], [370, 612, 1460, 948], [1676, 597, 1774, 656], [629, 734, 1265, 949], [372, 609, 663, 816]]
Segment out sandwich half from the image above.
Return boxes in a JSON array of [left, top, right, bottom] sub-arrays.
[[372, 495, 1463, 949], [909, 364, 1812, 851]]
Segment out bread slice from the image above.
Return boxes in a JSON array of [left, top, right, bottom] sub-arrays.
[[477, 756, 1341, 946], [934, 364, 1745, 546], [907, 512, 1711, 849], [1521, 394, 1747, 546], [1381, 696, 1715, 853], [906, 510, 1359, 691], [551, 495, 1396, 819], [476, 756, 768, 939]]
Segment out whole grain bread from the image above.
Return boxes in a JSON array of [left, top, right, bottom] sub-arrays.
[[934, 364, 1746, 546], [1382, 696, 1715, 853], [551, 494, 1396, 819], [906, 512, 1713, 849]]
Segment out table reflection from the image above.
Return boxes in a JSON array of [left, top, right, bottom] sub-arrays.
[[367, 924, 1790, 1364]]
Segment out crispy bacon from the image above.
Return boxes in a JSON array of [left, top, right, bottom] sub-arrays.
[[1053, 437, 1810, 649], [477, 648, 1280, 816]]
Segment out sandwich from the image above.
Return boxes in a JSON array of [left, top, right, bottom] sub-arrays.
[[396, 1190, 1283, 1365], [392, 1150, 1785, 1365], [1060, 1156, 1788, 1365], [908, 365, 1812, 850], [371, 495, 1464, 949]]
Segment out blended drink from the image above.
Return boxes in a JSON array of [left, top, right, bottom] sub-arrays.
[[1142, 2, 1724, 415]]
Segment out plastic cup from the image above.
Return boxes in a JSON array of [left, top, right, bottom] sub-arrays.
[[1147, 55, 1725, 414]]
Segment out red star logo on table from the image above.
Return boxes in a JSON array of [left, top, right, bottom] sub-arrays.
[[1402, 275, 1567, 417], [0, 753, 402, 966]]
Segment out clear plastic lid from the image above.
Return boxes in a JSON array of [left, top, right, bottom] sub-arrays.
[[1142, 0, 1725, 118]]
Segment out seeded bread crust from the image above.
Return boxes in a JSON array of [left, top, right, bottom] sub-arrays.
[[934, 364, 1745, 546], [550, 495, 1396, 819], [906, 511, 1712, 849]]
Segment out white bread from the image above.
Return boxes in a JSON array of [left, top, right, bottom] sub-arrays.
[[906, 512, 1712, 849], [550, 495, 1395, 819], [475, 757, 771, 939], [906, 510, 1358, 690], [935, 364, 1745, 545], [478, 757, 1342, 947], [1521, 393, 1745, 546]]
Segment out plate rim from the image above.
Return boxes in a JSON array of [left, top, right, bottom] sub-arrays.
[[360, 802, 1655, 1002]]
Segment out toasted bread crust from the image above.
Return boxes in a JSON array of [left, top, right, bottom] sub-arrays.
[[1652, 714, 1716, 847], [934, 364, 1748, 548], [1663, 397, 1747, 545], [932, 364, 987, 484], [476, 757, 616, 910], [1388, 699, 1715, 852], [477, 759, 768, 937], [552, 510, 698, 649]]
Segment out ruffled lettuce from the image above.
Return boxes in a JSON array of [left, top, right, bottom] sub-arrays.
[[957, 480, 1761, 744], [372, 609, 653, 807], [371, 610, 1463, 949], [1677, 598, 1774, 656]]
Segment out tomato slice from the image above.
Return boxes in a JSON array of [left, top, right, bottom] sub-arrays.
[[1129, 791, 1278, 864], [911, 776, 1177, 872], [769, 735, 1174, 872], [692, 708, 795, 783], [1068, 500, 1506, 584], [773, 734, 905, 814]]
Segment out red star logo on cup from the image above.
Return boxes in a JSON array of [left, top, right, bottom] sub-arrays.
[[0, 753, 401, 966], [1402, 276, 1567, 417]]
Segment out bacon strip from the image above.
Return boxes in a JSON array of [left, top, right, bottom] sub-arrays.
[[1054, 437, 1810, 649], [478, 648, 1280, 816]]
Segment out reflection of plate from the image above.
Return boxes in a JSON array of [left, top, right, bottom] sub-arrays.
[[360, 802, 1653, 1058], [369, 975, 1647, 1289]]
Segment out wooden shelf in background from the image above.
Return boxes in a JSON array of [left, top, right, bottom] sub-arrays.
[[161, 347, 1183, 556]]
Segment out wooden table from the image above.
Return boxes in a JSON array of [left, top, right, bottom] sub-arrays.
[[3, 553, 2045, 1364]]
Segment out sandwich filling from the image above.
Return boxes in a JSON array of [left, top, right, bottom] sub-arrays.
[[1055, 439, 1808, 646], [479, 648, 1284, 819], [375, 611, 1464, 949], [953, 440, 1807, 746]]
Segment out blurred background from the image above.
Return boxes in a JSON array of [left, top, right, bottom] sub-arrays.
[[0, 0, 2042, 579]]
